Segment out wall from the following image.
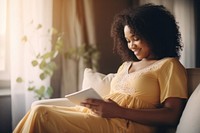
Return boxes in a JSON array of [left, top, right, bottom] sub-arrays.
[[0, 94, 12, 133], [91, 0, 135, 74], [194, 0, 200, 67]]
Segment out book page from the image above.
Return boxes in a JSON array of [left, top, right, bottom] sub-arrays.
[[65, 88, 103, 105]]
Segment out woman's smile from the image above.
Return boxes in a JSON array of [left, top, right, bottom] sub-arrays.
[[124, 25, 153, 60], [132, 48, 141, 55]]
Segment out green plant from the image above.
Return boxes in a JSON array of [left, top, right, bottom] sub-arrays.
[[64, 44, 100, 70], [16, 22, 100, 100], [16, 23, 64, 100]]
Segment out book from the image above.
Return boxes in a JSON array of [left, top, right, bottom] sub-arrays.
[[65, 88, 103, 105]]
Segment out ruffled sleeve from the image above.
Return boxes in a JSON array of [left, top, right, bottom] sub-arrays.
[[158, 58, 188, 103]]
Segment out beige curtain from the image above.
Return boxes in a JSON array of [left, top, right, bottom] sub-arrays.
[[52, 0, 96, 97], [139, 0, 196, 68]]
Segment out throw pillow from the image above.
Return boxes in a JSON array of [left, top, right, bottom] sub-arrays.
[[176, 83, 200, 133], [82, 68, 115, 97]]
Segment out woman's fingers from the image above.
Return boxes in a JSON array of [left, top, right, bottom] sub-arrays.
[[86, 98, 104, 104], [80, 99, 101, 111]]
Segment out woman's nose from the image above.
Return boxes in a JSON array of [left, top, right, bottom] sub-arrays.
[[129, 42, 136, 48]]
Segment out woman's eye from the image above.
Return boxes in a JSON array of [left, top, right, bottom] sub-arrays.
[[126, 40, 131, 43], [133, 36, 139, 41]]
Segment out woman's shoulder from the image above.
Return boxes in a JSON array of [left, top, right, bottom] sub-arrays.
[[158, 57, 186, 71], [159, 57, 183, 66]]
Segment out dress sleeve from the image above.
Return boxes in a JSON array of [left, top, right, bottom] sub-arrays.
[[158, 58, 188, 103]]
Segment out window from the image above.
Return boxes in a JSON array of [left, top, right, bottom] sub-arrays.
[[0, 0, 10, 86]]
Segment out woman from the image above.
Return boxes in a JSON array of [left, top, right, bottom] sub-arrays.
[[13, 3, 187, 133]]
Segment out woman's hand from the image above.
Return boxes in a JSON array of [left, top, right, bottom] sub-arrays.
[[81, 99, 122, 118]]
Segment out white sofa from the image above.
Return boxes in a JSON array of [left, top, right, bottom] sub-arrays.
[[32, 68, 200, 133]]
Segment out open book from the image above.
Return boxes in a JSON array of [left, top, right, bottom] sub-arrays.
[[65, 88, 103, 105]]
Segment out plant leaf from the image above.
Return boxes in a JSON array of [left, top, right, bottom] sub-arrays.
[[16, 77, 23, 83], [31, 60, 38, 67], [56, 36, 64, 47], [46, 86, 53, 98], [39, 73, 46, 80], [48, 62, 57, 71], [21, 36, 28, 43], [28, 86, 35, 91], [41, 52, 53, 60], [39, 60, 47, 69], [36, 24, 42, 30], [49, 27, 58, 35], [34, 86, 45, 97], [53, 50, 59, 58]]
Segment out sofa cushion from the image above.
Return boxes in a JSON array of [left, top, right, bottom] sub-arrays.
[[82, 68, 115, 97], [176, 83, 200, 133]]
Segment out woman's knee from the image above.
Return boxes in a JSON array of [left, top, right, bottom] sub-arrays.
[[31, 105, 50, 118]]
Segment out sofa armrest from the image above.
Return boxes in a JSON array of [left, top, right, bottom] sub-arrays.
[[31, 98, 75, 108]]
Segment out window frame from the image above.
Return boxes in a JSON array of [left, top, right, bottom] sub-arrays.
[[0, 0, 10, 89]]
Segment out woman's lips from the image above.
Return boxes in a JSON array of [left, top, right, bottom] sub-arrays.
[[132, 49, 140, 55]]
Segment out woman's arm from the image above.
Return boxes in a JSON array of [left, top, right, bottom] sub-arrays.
[[117, 97, 186, 126], [81, 97, 186, 127]]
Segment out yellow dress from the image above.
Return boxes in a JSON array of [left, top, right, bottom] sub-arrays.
[[13, 58, 188, 133]]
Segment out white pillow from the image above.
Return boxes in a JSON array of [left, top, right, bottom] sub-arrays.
[[176, 83, 200, 133], [82, 68, 115, 97]]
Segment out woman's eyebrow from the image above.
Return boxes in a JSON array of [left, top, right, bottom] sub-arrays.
[[130, 34, 136, 39]]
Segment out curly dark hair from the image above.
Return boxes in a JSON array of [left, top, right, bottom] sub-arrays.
[[111, 3, 182, 61]]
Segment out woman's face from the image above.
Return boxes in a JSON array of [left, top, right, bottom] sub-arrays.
[[124, 25, 154, 60]]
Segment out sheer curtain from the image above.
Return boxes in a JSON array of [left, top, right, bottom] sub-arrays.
[[9, 0, 96, 128], [139, 0, 196, 68], [9, 0, 53, 129]]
